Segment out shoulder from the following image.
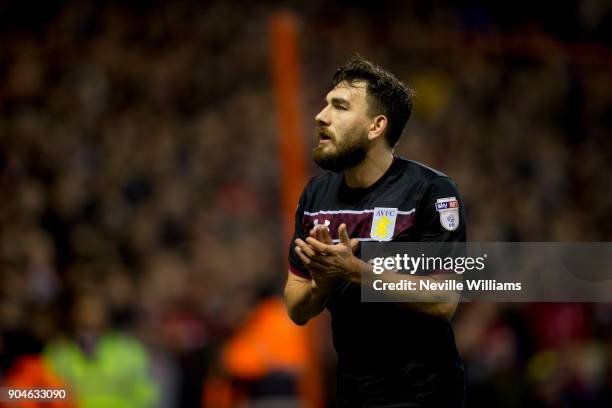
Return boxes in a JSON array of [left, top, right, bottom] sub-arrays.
[[299, 171, 340, 202], [396, 156, 449, 181], [394, 156, 459, 194], [394, 159, 467, 237]]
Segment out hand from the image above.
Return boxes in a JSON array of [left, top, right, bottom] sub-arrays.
[[307, 223, 360, 254], [294, 223, 367, 285], [294, 225, 335, 290]]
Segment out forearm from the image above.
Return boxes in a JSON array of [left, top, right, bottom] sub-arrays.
[[284, 277, 331, 325], [363, 264, 460, 320]]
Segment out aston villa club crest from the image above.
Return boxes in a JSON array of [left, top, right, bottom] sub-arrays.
[[435, 197, 460, 231], [370, 207, 398, 241]]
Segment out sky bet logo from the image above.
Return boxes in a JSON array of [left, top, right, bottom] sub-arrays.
[[435, 200, 459, 211]]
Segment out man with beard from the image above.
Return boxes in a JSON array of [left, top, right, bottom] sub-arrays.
[[285, 57, 466, 407]]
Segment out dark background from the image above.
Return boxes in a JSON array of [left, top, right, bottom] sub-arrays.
[[1, 0, 611, 406]]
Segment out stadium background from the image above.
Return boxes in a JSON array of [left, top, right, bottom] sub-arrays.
[[1, 0, 612, 406]]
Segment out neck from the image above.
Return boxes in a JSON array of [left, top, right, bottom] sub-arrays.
[[344, 147, 394, 188]]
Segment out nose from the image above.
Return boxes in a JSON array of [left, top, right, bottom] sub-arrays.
[[315, 105, 330, 126]]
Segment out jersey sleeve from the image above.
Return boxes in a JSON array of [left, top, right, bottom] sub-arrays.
[[288, 183, 312, 279], [416, 176, 467, 243], [413, 177, 467, 275]]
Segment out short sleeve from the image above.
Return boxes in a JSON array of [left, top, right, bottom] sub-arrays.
[[416, 176, 467, 243], [288, 183, 312, 279], [410, 177, 467, 276]]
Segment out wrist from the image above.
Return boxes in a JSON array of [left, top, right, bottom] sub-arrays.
[[349, 259, 371, 285]]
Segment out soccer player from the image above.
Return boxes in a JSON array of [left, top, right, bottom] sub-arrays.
[[285, 57, 466, 407]]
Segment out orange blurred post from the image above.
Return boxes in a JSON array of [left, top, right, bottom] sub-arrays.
[[270, 10, 308, 243], [269, 11, 324, 408]]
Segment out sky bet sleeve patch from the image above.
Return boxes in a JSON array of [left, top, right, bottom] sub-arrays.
[[435, 197, 460, 231]]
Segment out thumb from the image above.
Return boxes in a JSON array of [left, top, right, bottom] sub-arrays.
[[338, 223, 351, 246], [350, 238, 359, 254]]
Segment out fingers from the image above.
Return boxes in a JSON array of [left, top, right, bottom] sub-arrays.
[[319, 225, 332, 244], [296, 237, 333, 266], [295, 247, 326, 271], [305, 236, 336, 254], [295, 238, 317, 258], [339, 224, 359, 254], [295, 246, 311, 265], [338, 223, 351, 246], [315, 226, 325, 243], [311, 225, 332, 245], [306, 226, 332, 255], [304, 224, 354, 256]]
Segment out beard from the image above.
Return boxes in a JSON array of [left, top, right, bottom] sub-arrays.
[[313, 126, 369, 172]]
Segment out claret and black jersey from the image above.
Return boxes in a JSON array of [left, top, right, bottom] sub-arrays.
[[288, 155, 466, 407]]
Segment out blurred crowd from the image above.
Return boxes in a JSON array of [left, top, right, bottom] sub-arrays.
[[1, 0, 612, 407]]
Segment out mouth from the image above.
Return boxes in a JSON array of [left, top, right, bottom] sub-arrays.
[[317, 129, 333, 145]]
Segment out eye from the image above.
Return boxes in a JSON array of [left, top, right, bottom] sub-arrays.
[[335, 105, 347, 111]]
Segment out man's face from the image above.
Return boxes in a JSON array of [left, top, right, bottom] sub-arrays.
[[313, 80, 373, 172]]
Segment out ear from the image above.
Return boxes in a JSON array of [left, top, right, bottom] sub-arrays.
[[368, 115, 388, 141]]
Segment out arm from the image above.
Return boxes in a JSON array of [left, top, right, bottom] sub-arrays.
[[362, 266, 460, 320], [285, 181, 331, 326], [284, 271, 332, 326], [285, 218, 337, 325], [297, 229, 459, 320]]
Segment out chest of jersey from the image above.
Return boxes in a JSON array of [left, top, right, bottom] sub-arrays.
[[301, 184, 421, 243]]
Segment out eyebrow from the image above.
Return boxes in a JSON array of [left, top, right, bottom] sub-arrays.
[[328, 97, 350, 107]]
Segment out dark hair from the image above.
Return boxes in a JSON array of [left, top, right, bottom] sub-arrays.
[[333, 56, 413, 147]]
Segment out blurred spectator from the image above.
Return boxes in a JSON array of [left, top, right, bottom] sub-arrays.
[[43, 292, 158, 408], [210, 296, 310, 407]]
